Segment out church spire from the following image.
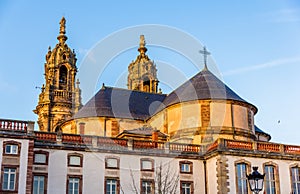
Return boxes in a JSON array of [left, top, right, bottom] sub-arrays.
[[34, 17, 81, 132], [127, 35, 159, 93], [57, 17, 68, 43]]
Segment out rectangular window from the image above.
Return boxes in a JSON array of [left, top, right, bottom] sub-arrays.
[[265, 165, 276, 194], [291, 167, 300, 194], [5, 144, 18, 155], [181, 181, 192, 194], [68, 177, 80, 194], [2, 168, 16, 191], [68, 154, 82, 167], [34, 154, 47, 164], [105, 179, 118, 194], [141, 159, 153, 171], [141, 180, 154, 194], [106, 158, 119, 169], [236, 163, 248, 194], [33, 175, 45, 194], [180, 161, 193, 174]]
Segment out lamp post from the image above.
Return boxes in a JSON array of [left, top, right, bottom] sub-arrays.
[[247, 166, 265, 194]]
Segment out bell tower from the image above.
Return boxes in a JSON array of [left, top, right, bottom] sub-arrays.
[[127, 35, 159, 93], [34, 17, 82, 132]]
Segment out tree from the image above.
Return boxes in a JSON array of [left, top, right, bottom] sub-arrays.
[[123, 162, 179, 194]]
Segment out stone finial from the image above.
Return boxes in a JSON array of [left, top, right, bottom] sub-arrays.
[[140, 35, 145, 48], [138, 35, 147, 54], [59, 17, 66, 35], [57, 17, 68, 43]]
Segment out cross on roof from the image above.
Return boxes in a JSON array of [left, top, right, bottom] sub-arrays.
[[199, 46, 211, 70]]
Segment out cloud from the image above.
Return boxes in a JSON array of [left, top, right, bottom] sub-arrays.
[[223, 56, 300, 76]]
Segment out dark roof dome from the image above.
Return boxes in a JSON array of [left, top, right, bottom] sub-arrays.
[[162, 69, 257, 113], [74, 86, 166, 120]]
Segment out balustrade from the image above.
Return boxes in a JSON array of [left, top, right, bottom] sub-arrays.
[[0, 119, 29, 132]]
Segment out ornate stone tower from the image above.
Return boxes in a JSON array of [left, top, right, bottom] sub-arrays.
[[127, 35, 159, 93], [34, 17, 82, 132]]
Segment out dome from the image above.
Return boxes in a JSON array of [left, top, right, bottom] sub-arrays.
[[162, 69, 257, 113]]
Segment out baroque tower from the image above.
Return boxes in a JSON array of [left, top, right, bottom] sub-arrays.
[[127, 35, 159, 93], [34, 17, 82, 132]]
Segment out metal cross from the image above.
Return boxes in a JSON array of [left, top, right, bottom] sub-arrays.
[[199, 46, 211, 70]]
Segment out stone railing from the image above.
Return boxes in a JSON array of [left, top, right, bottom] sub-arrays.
[[0, 119, 299, 156], [52, 90, 72, 101], [0, 119, 34, 132], [206, 139, 300, 155]]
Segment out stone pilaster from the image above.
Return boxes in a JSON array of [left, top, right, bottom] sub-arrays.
[[216, 155, 230, 194]]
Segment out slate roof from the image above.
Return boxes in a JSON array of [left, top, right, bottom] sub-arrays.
[[255, 125, 271, 137], [75, 69, 257, 120], [162, 69, 254, 108], [74, 87, 166, 120]]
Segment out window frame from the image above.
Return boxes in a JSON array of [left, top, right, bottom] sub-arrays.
[[180, 180, 193, 194], [140, 179, 154, 194], [235, 161, 250, 194], [179, 161, 193, 174], [140, 158, 154, 172], [0, 166, 19, 192], [66, 175, 82, 194], [32, 173, 48, 194], [3, 141, 21, 156], [67, 153, 83, 167], [33, 151, 49, 165], [263, 162, 280, 194], [105, 157, 120, 169], [104, 177, 120, 194], [290, 165, 300, 194]]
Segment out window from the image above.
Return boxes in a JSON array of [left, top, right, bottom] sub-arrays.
[[265, 165, 276, 194], [180, 161, 193, 174], [68, 154, 82, 167], [67, 177, 81, 194], [236, 163, 248, 194], [141, 180, 154, 194], [34, 151, 49, 164], [5, 144, 18, 155], [33, 175, 46, 194], [2, 168, 16, 191], [3, 141, 21, 156], [105, 178, 119, 194], [141, 159, 154, 171], [291, 167, 300, 194], [180, 181, 193, 194], [105, 158, 119, 169]]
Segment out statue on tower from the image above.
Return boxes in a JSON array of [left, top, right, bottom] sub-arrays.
[[59, 17, 66, 35], [140, 35, 146, 48]]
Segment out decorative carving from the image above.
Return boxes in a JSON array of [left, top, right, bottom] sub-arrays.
[[34, 17, 81, 132], [127, 35, 159, 93]]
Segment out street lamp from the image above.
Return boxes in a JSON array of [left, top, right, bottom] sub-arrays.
[[247, 166, 265, 194]]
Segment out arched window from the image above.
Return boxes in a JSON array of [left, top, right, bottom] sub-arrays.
[[59, 65, 68, 89], [142, 76, 150, 92]]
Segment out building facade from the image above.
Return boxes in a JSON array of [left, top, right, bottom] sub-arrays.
[[0, 17, 300, 194]]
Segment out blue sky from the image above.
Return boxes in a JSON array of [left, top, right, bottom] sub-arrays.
[[0, 0, 300, 144]]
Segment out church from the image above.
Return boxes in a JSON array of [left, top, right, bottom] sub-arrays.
[[0, 17, 300, 194]]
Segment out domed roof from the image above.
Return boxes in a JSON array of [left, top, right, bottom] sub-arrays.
[[162, 69, 257, 112], [74, 86, 166, 120]]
